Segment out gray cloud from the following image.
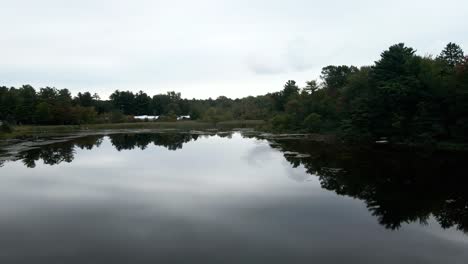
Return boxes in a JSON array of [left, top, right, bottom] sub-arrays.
[[246, 37, 323, 75], [0, 0, 467, 99]]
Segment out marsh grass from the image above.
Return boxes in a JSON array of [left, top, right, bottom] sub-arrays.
[[0, 120, 265, 139]]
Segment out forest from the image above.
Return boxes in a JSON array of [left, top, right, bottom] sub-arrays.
[[1, 42, 467, 145]]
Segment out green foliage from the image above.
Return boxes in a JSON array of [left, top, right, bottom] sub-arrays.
[[271, 114, 291, 131], [110, 90, 138, 115], [34, 102, 52, 124], [72, 106, 97, 124], [159, 112, 178, 122], [270, 80, 300, 111], [438, 42, 465, 68], [267, 42, 467, 145], [304, 80, 320, 94], [303, 113, 322, 133], [110, 110, 125, 123], [202, 107, 233, 123], [0, 122, 13, 133], [321, 65, 358, 92], [75, 92, 94, 107], [0, 86, 98, 126]]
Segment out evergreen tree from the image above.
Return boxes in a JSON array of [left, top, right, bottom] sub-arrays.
[[438, 42, 465, 68]]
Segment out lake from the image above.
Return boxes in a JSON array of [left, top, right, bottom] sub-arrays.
[[0, 131, 467, 263]]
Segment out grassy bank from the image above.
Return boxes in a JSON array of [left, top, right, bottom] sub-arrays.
[[0, 120, 266, 139]]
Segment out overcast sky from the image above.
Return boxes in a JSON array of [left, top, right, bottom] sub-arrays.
[[1, 0, 467, 99]]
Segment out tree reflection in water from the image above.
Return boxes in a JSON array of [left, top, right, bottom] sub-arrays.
[[109, 133, 200, 151], [16, 133, 206, 167], [9, 132, 468, 233], [18, 135, 104, 168], [263, 137, 468, 234]]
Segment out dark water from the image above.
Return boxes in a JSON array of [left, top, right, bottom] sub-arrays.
[[0, 132, 467, 263]]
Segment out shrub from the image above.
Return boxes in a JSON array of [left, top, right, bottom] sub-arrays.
[[303, 113, 322, 133], [270, 114, 291, 131], [159, 112, 177, 122], [110, 110, 125, 123], [0, 122, 13, 133]]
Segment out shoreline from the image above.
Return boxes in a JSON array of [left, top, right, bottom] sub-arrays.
[[1, 121, 467, 152], [0, 120, 266, 139]]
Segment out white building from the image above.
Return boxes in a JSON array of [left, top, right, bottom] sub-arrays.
[[134, 115, 159, 121], [177, 115, 191, 121]]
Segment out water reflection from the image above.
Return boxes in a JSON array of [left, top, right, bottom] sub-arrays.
[[3, 132, 468, 235], [18, 135, 103, 168], [110, 133, 200, 151], [1, 132, 468, 263], [16, 133, 207, 167], [262, 138, 468, 234]]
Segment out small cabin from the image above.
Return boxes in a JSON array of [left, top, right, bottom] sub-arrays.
[[177, 115, 191, 121], [134, 115, 159, 121]]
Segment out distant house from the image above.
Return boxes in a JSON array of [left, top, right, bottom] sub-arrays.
[[177, 115, 191, 121], [134, 115, 159, 121]]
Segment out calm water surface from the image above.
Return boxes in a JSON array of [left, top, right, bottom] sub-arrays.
[[0, 132, 467, 263]]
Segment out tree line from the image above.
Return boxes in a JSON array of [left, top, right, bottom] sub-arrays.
[[1, 42, 467, 144], [269, 42, 468, 145]]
